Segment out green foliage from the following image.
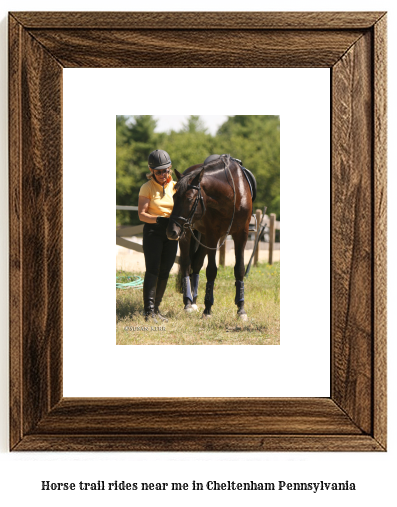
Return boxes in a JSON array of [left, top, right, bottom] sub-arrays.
[[181, 115, 208, 133], [116, 115, 159, 225], [160, 130, 214, 175], [214, 115, 280, 217], [116, 115, 280, 227]]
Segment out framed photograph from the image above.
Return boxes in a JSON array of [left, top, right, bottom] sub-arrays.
[[9, 11, 387, 451]]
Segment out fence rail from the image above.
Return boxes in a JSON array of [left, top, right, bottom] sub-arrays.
[[217, 209, 280, 266], [116, 205, 138, 211], [117, 207, 280, 266]]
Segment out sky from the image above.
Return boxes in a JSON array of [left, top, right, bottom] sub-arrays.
[[154, 115, 228, 135]]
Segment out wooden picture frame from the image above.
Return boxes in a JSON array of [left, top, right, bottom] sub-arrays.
[[9, 11, 387, 451]]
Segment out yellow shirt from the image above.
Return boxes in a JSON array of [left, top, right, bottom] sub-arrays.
[[139, 177, 176, 218]]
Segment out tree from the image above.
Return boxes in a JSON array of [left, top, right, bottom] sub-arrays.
[[214, 115, 280, 218], [116, 115, 158, 226], [181, 115, 208, 134]]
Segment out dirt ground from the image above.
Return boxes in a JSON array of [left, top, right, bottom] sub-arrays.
[[116, 246, 280, 273]]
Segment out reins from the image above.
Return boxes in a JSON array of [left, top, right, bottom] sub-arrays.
[[171, 157, 236, 251]]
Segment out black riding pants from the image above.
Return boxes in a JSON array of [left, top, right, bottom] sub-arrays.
[[142, 221, 178, 280]]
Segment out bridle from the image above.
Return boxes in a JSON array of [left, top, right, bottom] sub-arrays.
[[170, 181, 206, 232], [170, 158, 236, 251]]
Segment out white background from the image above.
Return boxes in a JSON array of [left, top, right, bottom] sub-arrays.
[[0, 1, 395, 506], [63, 68, 330, 397]]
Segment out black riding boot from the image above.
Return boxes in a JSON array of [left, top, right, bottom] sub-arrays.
[[143, 272, 158, 322], [154, 277, 169, 322]]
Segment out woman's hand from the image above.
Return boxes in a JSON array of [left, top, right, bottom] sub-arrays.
[[156, 216, 169, 226]]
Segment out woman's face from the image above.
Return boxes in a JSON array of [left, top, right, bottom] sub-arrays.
[[151, 167, 170, 184]]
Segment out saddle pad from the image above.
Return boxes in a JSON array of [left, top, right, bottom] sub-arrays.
[[241, 166, 257, 202]]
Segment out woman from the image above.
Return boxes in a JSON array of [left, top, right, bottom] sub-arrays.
[[138, 149, 178, 322]]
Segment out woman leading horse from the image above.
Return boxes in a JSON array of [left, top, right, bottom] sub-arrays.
[[138, 149, 178, 322]]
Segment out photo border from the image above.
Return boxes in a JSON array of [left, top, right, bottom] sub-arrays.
[[9, 11, 387, 451]]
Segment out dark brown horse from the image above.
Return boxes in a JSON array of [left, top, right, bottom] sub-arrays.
[[166, 154, 254, 320]]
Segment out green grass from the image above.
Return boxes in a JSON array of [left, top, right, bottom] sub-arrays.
[[116, 262, 280, 345]]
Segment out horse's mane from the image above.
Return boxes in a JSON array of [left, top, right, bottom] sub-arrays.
[[175, 154, 231, 193]]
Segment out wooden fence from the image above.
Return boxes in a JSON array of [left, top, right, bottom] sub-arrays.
[[218, 209, 280, 266], [116, 206, 280, 266]]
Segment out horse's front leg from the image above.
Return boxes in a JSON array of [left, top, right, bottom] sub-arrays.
[[203, 240, 218, 318], [190, 240, 208, 311], [178, 233, 194, 311], [232, 228, 249, 321]]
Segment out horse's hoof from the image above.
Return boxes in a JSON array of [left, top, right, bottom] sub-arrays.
[[191, 304, 199, 312], [184, 306, 194, 313], [238, 313, 248, 322], [201, 313, 212, 319]]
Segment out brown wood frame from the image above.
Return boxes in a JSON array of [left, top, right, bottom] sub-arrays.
[[9, 11, 387, 452]]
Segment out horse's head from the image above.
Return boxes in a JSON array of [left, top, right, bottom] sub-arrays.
[[167, 167, 206, 241]]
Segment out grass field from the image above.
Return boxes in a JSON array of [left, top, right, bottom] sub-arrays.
[[116, 261, 280, 345]]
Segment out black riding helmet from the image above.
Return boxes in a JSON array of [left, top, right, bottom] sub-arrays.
[[148, 149, 172, 170]]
